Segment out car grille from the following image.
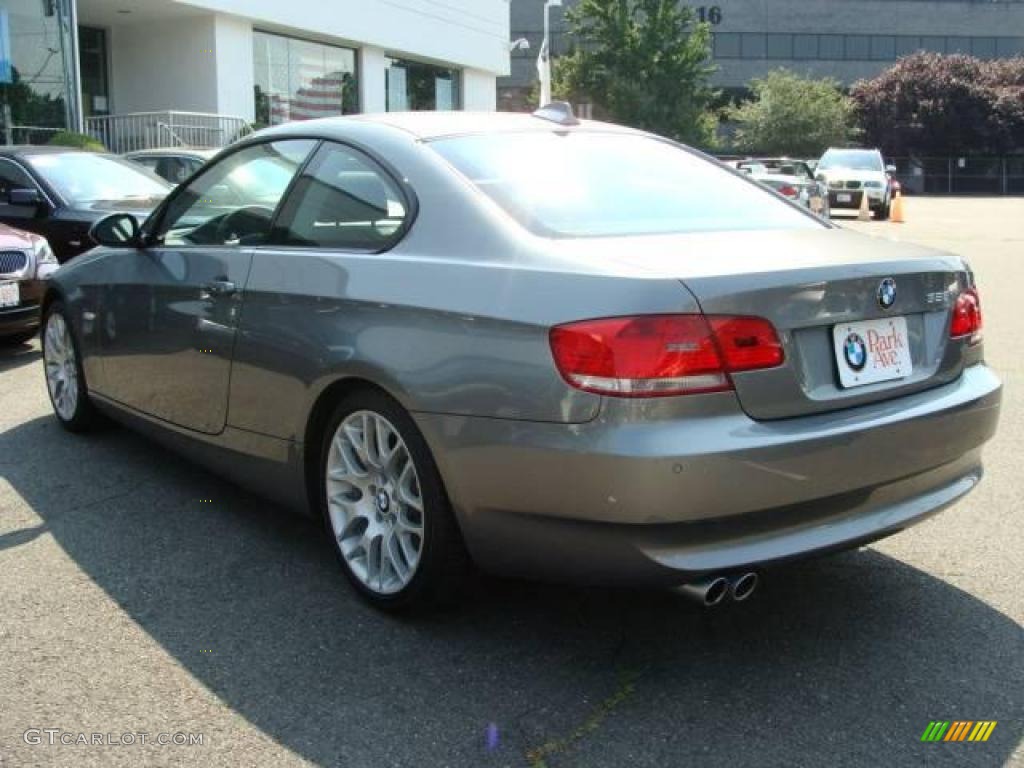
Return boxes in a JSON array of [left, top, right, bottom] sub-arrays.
[[845, 181, 862, 190], [0, 250, 28, 276]]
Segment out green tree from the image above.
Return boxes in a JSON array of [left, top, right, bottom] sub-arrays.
[[551, 0, 718, 146], [727, 69, 858, 156]]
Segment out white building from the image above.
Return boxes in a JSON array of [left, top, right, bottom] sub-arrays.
[[1, 0, 511, 150]]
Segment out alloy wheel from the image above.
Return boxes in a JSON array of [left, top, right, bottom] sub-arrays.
[[44, 312, 79, 421]]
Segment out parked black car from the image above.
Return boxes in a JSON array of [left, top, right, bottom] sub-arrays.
[[0, 147, 171, 263]]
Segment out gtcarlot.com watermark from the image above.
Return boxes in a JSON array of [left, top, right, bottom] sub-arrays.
[[23, 729, 204, 747]]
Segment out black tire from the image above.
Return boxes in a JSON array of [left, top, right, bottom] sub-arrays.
[[1, 328, 38, 346], [41, 301, 99, 433], [874, 201, 891, 221], [318, 388, 470, 611]]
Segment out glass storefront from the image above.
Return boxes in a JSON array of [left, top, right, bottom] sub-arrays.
[[0, 0, 78, 143], [253, 30, 358, 129], [386, 57, 460, 111]]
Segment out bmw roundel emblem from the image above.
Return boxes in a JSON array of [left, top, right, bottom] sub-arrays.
[[843, 332, 868, 372], [877, 277, 897, 309]]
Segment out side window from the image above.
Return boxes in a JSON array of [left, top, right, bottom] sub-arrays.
[[0, 159, 38, 199], [274, 142, 408, 250], [157, 139, 316, 247]]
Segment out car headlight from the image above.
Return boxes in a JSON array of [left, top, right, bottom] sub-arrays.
[[33, 239, 58, 279], [863, 181, 884, 189]]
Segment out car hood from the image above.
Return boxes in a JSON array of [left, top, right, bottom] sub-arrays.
[[70, 196, 166, 218], [0, 222, 44, 249]]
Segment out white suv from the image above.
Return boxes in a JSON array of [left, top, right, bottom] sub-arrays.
[[815, 148, 896, 220]]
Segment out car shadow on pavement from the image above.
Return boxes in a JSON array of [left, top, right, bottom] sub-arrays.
[[0, 341, 41, 374], [1, 416, 1020, 768]]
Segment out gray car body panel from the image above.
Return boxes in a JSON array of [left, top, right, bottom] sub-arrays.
[[46, 113, 1002, 587]]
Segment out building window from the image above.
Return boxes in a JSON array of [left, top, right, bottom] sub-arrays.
[[946, 37, 971, 54], [253, 31, 358, 128], [0, 0, 77, 142], [870, 35, 896, 60], [386, 58, 461, 111], [713, 32, 741, 59], [818, 35, 844, 60], [997, 37, 1024, 57], [972, 37, 998, 59], [766, 34, 792, 59], [793, 34, 818, 60], [740, 33, 766, 59], [921, 36, 947, 53], [895, 36, 922, 57], [844, 35, 871, 60]]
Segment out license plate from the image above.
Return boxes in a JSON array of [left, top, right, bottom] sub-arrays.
[[836, 193, 852, 203], [833, 316, 912, 388], [0, 281, 18, 308]]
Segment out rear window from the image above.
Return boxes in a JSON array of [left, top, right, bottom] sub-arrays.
[[430, 132, 821, 238]]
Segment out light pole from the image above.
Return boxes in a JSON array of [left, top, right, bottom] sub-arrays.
[[538, 0, 562, 106]]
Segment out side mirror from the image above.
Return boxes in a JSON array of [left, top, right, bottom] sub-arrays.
[[90, 213, 141, 248], [885, 164, 897, 174], [8, 187, 43, 207]]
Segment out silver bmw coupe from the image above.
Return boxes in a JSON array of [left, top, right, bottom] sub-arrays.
[[41, 107, 1001, 609]]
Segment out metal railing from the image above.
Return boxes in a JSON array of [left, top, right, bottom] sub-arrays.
[[85, 111, 253, 154]]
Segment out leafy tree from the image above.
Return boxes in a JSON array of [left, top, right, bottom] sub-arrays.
[[726, 69, 857, 156], [850, 52, 1024, 156], [551, 0, 718, 147]]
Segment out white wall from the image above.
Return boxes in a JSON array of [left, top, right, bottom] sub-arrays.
[[212, 14, 255, 120], [109, 16, 221, 114], [177, 0, 511, 76], [462, 69, 497, 111]]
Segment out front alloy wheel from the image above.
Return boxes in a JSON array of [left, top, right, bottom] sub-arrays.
[[42, 303, 96, 432]]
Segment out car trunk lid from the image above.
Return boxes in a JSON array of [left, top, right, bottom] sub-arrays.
[[553, 228, 973, 420]]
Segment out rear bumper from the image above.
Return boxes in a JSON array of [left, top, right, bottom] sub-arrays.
[[414, 364, 1001, 586]]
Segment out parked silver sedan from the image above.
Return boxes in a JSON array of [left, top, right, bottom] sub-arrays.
[[730, 158, 829, 217], [41, 108, 1001, 610]]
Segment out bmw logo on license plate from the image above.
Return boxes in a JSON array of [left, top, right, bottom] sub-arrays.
[[878, 277, 897, 309], [844, 332, 868, 372]]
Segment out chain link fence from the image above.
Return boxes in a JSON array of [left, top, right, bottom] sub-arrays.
[[888, 157, 1024, 195]]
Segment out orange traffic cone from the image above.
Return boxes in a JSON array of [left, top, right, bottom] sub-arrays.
[[857, 189, 871, 221], [890, 189, 906, 223]]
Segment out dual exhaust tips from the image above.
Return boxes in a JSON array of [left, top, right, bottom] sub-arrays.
[[675, 572, 759, 607]]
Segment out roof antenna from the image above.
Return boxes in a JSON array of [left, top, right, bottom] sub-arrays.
[[533, 101, 580, 127]]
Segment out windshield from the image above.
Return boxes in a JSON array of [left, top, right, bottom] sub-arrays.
[[817, 150, 883, 172], [27, 153, 170, 205], [431, 133, 821, 238]]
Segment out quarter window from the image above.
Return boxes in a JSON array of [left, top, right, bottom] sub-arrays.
[[274, 143, 409, 250], [157, 140, 316, 247]]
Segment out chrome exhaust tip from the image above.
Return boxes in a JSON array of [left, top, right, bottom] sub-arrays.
[[729, 572, 759, 602], [675, 576, 730, 607]]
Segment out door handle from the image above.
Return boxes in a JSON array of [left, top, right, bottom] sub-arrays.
[[200, 279, 237, 298]]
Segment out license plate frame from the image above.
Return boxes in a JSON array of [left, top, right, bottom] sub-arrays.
[[0, 281, 19, 309], [833, 316, 912, 388]]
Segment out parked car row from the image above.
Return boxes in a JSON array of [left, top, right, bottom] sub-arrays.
[[727, 147, 899, 220]]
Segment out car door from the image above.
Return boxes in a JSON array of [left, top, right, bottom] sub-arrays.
[[99, 138, 318, 434]]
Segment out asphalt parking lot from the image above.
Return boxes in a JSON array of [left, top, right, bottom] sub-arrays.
[[1, 197, 1022, 768]]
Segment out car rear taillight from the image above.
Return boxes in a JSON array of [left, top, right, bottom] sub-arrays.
[[777, 185, 798, 198], [549, 314, 783, 398], [950, 288, 983, 344]]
